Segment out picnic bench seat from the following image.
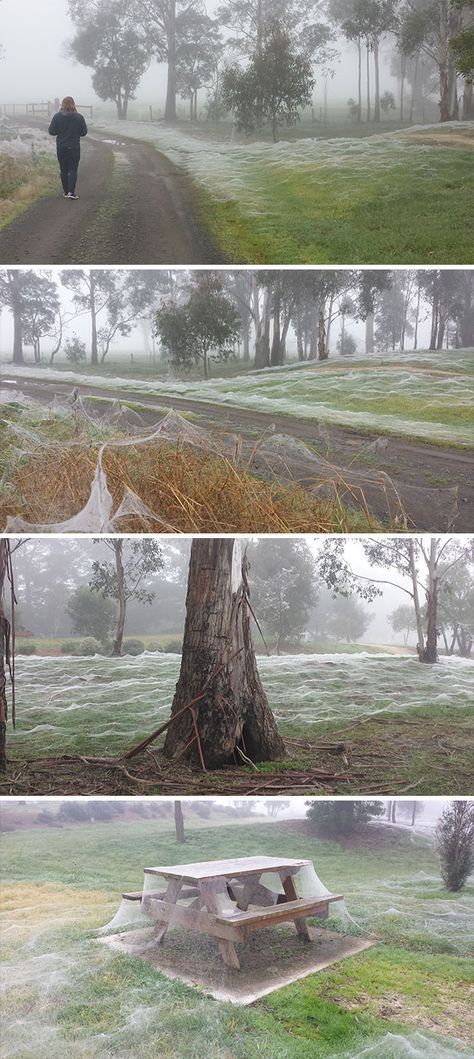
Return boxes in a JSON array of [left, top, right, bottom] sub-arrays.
[[214, 894, 343, 931], [122, 887, 200, 902]]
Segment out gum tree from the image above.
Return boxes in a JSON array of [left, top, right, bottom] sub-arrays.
[[163, 539, 286, 768], [68, 0, 153, 119], [321, 536, 474, 664], [90, 539, 164, 655]]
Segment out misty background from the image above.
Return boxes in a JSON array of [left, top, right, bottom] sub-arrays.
[[0, 268, 436, 363], [0, 0, 399, 114], [10, 535, 465, 649]]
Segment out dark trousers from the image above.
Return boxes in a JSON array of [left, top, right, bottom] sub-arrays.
[[57, 148, 80, 194]]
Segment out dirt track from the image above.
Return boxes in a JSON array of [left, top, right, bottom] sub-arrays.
[[0, 130, 221, 265], [5, 375, 473, 531]]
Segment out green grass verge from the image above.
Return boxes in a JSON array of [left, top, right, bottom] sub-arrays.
[[192, 149, 474, 264]]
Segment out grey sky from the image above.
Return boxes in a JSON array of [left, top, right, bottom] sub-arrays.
[[0, 0, 398, 108]]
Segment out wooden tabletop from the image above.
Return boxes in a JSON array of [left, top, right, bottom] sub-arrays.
[[143, 855, 311, 883]]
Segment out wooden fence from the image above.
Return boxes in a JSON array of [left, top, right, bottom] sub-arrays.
[[1, 101, 94, 119]]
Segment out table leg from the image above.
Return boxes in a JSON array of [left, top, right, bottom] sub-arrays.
[[281, 873, 311, 943], [199, 879, 241, 970], [150, 878, 183, 946]]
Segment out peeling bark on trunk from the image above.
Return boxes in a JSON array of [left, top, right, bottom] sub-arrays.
[[163, 540, 286, 768]]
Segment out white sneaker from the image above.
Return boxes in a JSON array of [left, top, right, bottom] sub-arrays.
[[67, 193, 79, 199]]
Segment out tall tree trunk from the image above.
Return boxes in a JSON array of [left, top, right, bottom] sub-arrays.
[[309, 305, 318, 359], [357, 39, 362, 121], [90, 273, 98, 365], [318, 309, 328, 360], [10, 272, 25, 365], [462, 78, 473, 120], [424, 539, 439, 664], [165, 0, 177, 123], [270, 286, 283, 366], [296, 310, 304, 360], [174, 800, 185, 843], [409, 54, 419, 123], [365, 312, 374, 354], [112, 541, 126, 656], [163, 540, 286, 768], [366, 43, 371, 122], [400, 55, 405, 121], [439, 62, 450, 121], [373, 39, 380, 122], [408, 541, 426, 661], [326, 293, 334, 351], [413, 286, 421, 349]]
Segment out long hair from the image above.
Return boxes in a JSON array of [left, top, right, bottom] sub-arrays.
[[60, 96, 77, 112]]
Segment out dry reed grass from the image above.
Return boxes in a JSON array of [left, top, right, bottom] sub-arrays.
[[0, 440, 374, 533]]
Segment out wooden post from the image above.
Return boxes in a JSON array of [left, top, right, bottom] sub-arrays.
[[149, 105, 153, 122]]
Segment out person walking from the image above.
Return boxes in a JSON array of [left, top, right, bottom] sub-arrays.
[[48, 96, 88, 199]]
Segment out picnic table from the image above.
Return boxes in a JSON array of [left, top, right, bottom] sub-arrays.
[[123, 855, 343, 970]]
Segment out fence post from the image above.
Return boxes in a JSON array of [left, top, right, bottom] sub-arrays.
[[149, 104, 153, 121]]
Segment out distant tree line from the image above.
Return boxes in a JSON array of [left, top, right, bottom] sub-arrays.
[[2, 268, 472, 370], [65, 0, 474, 127]]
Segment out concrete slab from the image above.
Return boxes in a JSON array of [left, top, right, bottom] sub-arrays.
[[99, 923, 374, 1005]]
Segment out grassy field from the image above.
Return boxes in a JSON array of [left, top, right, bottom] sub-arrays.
[[93, 119, 474, 264], [1, 816, 472, 1059], [10, 349, 474, 448], [5, 652, 473, 795]]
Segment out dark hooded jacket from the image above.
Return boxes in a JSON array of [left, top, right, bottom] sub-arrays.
[[49, 111, 88, 155]]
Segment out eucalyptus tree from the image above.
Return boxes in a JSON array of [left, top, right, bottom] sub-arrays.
[[449, 0, 474, 118], [221, 20, 315, 141], [320, 537, 474, 663], [399, 0, 465, 120], [155, 271, 241, 378], [218, 0, 334, 61], [132, 0, 205, 122], [90, 538, 164, 655], [68, 0, 153, 119], [175, 11, 223, 119], [0, 270, 60, 365], [249, 538, 318, 652]]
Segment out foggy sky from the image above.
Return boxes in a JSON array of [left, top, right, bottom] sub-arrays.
[[1, 0, 398, 109]]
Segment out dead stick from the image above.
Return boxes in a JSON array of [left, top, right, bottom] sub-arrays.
[[191, 707, 207, 772]]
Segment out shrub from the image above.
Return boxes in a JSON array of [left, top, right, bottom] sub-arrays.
[[17, 643, 36, 655], [122, 638, 145, 656], [60, 640, 77, 655], [165, 638, 183, 654], [437, 801, 474, 892], [306, 800, 385, 837], [61, 637, 109, 656]]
